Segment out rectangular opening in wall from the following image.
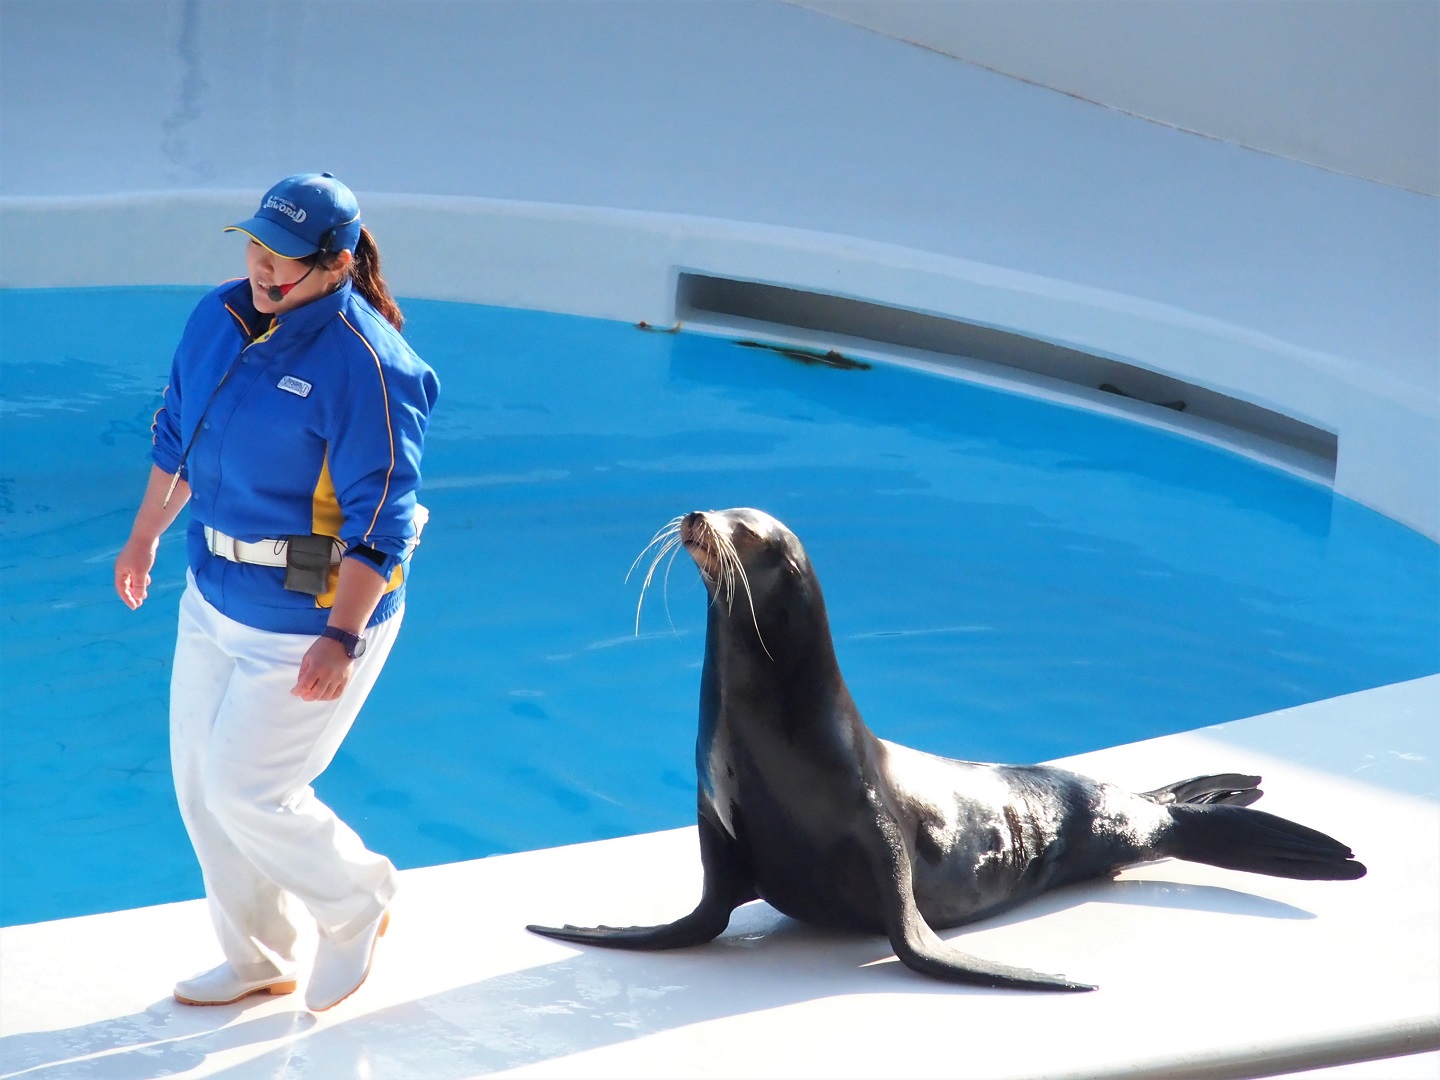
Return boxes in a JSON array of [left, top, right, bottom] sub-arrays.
[[675, 272, 1338, 479]]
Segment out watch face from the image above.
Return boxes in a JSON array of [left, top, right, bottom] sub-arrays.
[[325, 626, 365, 659]]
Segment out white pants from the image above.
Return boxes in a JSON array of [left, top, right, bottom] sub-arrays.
[[170, 577, 400, 977]]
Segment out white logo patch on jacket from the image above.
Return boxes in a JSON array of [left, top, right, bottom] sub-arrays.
[[277, 376, 313, 398]]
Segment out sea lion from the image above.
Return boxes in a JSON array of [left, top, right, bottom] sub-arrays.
[[527, 508, 1366, 991]]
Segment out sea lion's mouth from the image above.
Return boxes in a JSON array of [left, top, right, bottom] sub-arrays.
[[680, 511, 721, 581], [627, 512, 720, 636], [630, 509, 774, 660]]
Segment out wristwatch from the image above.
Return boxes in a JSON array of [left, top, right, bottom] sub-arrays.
[[320, 625, 367, 659]]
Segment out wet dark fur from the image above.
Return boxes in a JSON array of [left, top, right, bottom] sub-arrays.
[[528, 509, 1366, 990]]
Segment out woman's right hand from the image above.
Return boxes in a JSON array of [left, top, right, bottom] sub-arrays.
[[115, 536, 159, 610]]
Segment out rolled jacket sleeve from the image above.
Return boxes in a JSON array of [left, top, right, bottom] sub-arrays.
[[326, 311, 441, 582], [150, 287, 252, 480], [151, 376, 185, 476], [150, 304, 209, 476]]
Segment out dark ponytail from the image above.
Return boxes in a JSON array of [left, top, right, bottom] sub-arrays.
[[318, 225, 403, 332], [350, 226, 403, 331]]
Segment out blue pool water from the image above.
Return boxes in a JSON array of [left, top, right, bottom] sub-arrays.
[[2, 286, 1437, 927]]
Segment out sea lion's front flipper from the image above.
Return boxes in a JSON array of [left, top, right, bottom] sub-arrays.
[[525, 914, 723, 950], [526, 813, 756, 951], [866, 806, 1095, 992]]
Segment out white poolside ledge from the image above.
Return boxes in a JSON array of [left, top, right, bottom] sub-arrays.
[[4, 189, 1437, 545], [3, 675, 1435, 1080]]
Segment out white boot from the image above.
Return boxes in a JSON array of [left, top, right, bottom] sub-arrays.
[[174, 962, 298, 1006], [305, 909, 390, 1012]]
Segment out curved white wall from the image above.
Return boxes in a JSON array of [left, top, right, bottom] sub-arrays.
[[795, 0, 1440, 195], [1, 0, 1436, 537]]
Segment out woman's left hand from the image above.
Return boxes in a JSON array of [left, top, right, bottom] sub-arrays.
[[292, 636, 354, 701]]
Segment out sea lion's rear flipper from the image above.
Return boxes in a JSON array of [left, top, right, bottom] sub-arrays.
[[1161, 803, 1367, 881], [526, 814, 756, 951], [1142, 773, 1264, 807], [890, 922, 1096, 992]]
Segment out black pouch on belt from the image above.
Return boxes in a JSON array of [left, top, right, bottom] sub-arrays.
[[283, 534, 335, 596]]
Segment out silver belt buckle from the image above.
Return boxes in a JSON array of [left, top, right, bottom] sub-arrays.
[[206, 526, 237, 562]]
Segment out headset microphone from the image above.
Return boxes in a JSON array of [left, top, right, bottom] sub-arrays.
[[263, 227, 336, 302], [266, 261, 319, 303]]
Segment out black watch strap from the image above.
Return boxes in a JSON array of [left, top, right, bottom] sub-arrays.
[[320, 625, 366, 659]]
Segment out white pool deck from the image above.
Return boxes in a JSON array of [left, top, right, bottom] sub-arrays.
[[2, 3, 1438, 1078], [3, 676, 1437, 1079]]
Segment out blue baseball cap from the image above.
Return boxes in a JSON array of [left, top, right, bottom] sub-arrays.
[[225, 172, 362, 259]]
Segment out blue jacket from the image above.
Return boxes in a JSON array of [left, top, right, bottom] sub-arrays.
[[152, 279, 440, 633]]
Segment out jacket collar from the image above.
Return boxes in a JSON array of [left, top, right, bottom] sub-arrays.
[[222, 277, 353, 342]]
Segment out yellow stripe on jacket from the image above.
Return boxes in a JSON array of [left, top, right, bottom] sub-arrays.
[[311, 453, 404, 609]]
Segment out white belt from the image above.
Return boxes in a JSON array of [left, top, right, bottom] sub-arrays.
[[204, 527, 342, 567], [203, 505, 427, 568]]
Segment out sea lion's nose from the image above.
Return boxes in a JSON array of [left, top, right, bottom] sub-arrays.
[[680, 511, 706, 542]]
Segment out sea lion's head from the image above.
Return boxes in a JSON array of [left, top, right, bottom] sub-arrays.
[[630, 508, 831, 660], [679, 508, 827, 659], [678, 508, 802, 588]]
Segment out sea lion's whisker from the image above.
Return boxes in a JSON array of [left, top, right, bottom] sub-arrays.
[[714, 531, 740, 614], [634, 557, 664, 633], [710, 538, 739, 617], [705, 556, 732, 615], [646, 532, 686, 633], [657, 544, 684, 632], [636, 529, 679, 596], [642, 536, 681, 595], [633, 520, 685, 634], [704, 526, 772, 659], [637, 539, 671, 595], [718, 549, 733, 613], [627, 517, 684, 582], [629, 540, 674, 592], [730, 555, 773, 661]]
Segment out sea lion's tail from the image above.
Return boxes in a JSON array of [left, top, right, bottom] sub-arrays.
[[1162, 802, 1367, 880]]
